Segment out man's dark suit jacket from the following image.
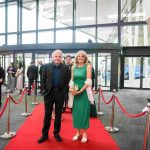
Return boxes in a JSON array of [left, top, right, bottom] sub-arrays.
[[27, 64, 38, 80], [42, 63, 70, 100], [0, 66, 5, 84]]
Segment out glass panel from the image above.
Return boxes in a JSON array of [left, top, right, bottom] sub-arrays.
[[38, 31, 54, 43], [143, 57, 150, 88], [75, 28, 96, 43], [24, 53, 32, 83], [38, 0, 54, 29], [22, 32, 36, 44], [56, 30, 72, 43], [97, 26, 118, 43], [7, 34, 17, 45], [0, 35, 5, 46], [35, 53, 50, 65], [8, 2, 17, 32], [98, 0, 118, 24], [15, 53, 23, 67], [121, 0, 145, 22], [98, 53, 111, 90], [56, 0, 73, 28], [76, 0, 96, 26], [122, 25, 150, 46], [5, 55, 13, 84], [88, 53, 96, 89], [22, 0, 36, 31], [124, 57, 141, 88], [0, 4, 5, 33]]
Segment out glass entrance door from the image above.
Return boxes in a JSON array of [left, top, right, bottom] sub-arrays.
[[143, 57, 150, 88], [97, 53, 111, 90], [123, 57, 150, 89], [124, 57, 141, 88]]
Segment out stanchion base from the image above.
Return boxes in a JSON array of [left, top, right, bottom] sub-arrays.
[[97, 111, 104, 115], [20, 112, 32, 117], [0, 132, 16, 139], [105, 126, 119, 133], [31, 102, 39, 105]]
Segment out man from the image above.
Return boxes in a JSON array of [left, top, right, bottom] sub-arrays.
[[38, 49, 70, 143], [0, 64, 5, 107], [62, 55, 72, 112], [38, 60, 44, 94], [26, 61, 38, 95]]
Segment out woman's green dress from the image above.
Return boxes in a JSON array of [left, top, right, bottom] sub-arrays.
[[72, 65, 90, 129]]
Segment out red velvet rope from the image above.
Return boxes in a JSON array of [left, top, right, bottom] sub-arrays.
[[115, 96, 147, 118], [9, 89, 25, 104], [0, 98, 9, 118], [100, 88, 114, 104]]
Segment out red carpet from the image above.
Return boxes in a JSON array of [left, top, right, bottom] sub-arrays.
[[4, 104, 120, 150]]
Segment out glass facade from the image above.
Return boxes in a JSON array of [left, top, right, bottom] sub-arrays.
[[0, 0, 149, 46], [98, 0, 118, 24], [122, 25, 150, 46], [121, 0, 146, 22]]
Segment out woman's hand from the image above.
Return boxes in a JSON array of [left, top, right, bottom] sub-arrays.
[[73, 90, 83, 96], [69, 88, 75, 95]]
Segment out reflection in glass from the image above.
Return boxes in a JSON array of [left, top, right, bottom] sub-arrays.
[[56, 30, 72, 43], [7, 34, 17, 45], [97, 26, 118, 43], [0, 5, 5, 33], [75, 28, 95, 43], [124, 57, 141, 88], [22, 0, 36, 31], [56, 0, 73, 28], [121, 0, 145, 22], [38, 31, 54, 43], [143, 57, 150, 88], [122, 25, 150, 46], [98, 0, 118, 24], [0, 35, 5, 46], [76, 0, 96, 26], [8, 2, 17, 32], [38, 0, 54, 29], [22, 32, 36, 44]]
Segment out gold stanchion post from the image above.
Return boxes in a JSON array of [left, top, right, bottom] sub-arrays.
[[31, 80, 39, 105], [0, 90, 16, 138], [21, 85, 31, 117], [142, 103, 150, 150], [105, 89, 119, 133], [97, 84, 104, 115]]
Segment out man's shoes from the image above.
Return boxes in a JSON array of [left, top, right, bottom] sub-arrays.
[[54, 134, 62, 142], [37, 136, 48, 143]]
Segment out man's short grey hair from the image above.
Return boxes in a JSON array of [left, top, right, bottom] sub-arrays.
[[52, 49, 63, 58]]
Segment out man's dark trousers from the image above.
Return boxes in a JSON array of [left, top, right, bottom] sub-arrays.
[[42, 89, 64, 137]]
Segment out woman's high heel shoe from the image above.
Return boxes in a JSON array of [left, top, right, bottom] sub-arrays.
[[72, 134, 81, 141]]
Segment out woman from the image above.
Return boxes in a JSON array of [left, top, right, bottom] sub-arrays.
[[6, 62, 16, 93], [69, 50, 92, 143], [16, 62, 23, 94]]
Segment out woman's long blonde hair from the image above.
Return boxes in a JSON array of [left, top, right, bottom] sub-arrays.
[[74, 50, 88, 66]]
